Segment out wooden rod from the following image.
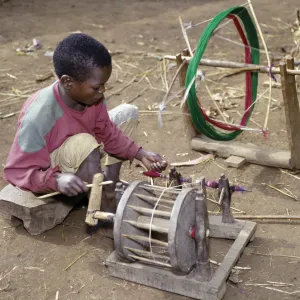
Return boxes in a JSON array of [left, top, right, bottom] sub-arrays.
[[37, 180, 113, 199], [164, 55, 300, 75], [123, 220, 168, 234], [134, 193, 175, 205], [124, 247, 170, 260], [142, 185, 180, 194], [235, 215, 300, 220], [93, 211, 115, 221], [128, 254, 172, 268], [122, 234, 168, 247], [127, 205, 172, 218]]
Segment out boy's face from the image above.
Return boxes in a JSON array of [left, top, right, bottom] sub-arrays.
[[64, 66, 112, 106]]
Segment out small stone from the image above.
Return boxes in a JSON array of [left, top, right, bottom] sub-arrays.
[[224, 155, 246, 168]]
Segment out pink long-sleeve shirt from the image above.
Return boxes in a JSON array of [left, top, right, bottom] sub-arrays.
[[4, 82, 140, 193]]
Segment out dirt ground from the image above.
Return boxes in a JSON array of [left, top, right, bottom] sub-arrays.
[[1, 0, 300, 299]]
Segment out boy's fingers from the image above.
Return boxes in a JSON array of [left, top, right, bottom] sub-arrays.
[[74, 176, 88, 192]]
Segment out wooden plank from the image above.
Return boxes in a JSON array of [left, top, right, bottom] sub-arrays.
[[105, 251, 226, 300], [191, 137, 292, 169], [280, 57, 300, 169], [208, 216, 248, 239], [176, 53, 197, 141], [208, 221, 257, 291]]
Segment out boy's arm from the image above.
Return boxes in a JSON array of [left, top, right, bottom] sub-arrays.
[[94, 104, 141, 160], [4, 120, 60, 193]]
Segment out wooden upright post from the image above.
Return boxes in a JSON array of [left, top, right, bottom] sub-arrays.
[[85, 173, 104, 226], [280, 56, 300, 169], [175, 52, 197, 141]]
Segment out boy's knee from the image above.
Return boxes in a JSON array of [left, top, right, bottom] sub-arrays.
[[109, 104, 139, 125], [123, 104, 139, 121]]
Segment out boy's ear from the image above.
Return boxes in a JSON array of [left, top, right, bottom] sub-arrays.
[[60, 75, 74, 90]]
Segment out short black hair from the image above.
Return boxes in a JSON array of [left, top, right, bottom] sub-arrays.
[[53, 33, 112, 82]]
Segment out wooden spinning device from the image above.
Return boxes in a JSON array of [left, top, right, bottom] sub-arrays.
[[86, 174, 257, 300]]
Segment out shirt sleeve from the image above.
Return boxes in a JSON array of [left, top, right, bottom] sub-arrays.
[[94, 103, 141, 160], [4, 119, 60, 193]]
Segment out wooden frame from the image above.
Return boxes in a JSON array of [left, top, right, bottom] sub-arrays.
[[166, 53, 300, 170], [105, 216, 257, 300]]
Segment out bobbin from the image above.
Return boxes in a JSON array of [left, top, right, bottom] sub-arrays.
[[113, 180, 204, 273]]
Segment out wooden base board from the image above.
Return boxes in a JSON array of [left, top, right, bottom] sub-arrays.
[[191, 136, 292, 169], [105, 219, 257, 300]]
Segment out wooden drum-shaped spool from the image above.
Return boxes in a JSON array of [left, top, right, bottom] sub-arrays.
[[114, 181, 199, 273]]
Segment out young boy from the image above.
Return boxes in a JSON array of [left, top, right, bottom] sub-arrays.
[[4, 33, 167, 210]]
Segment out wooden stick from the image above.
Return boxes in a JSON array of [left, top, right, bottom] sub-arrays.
[[127, 205, 171, 218], [0, 111, 21, 119], [280, 169, 300, 180], [207, 197, 245, 213], [209, 259, 251, 270], [124, 247, 170, 260], [179, 16, 193, 56], [123, 219, 168, 233], [128, 254, 172, 268], [37, 180, 113, 199], [280, 57, 300, 169], [235, 215, 300, 220], [252, 252, 300, 260], [164, 55, 300, 75], [262, 183, 298, 201], [134, 193, 174, 205], [64, 251, 88, 271], [122, 234, 168, 247]]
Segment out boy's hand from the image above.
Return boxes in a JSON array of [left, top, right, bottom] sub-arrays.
[[135, 149, 168, 172], [56, 173, 88, 197]]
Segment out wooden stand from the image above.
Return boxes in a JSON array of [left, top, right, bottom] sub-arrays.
[[167, 53, 300, 170], [105, 217, 256, 300]]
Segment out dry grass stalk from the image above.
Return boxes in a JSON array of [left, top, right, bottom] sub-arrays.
[[280, 168, 300, 180], [106, 76, 137, 99], [205, 85, 228, 123], [179, 16, 193, 56], [252, 252, 300, 260], [64, 251, 88, 271], [209, 259, 251, 270], [126, 87, 148, 104], [262, 183, 298, 201], [207, 197, 245, 213], [0, 111, 21, 119], [236, 215, 300, 220]]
